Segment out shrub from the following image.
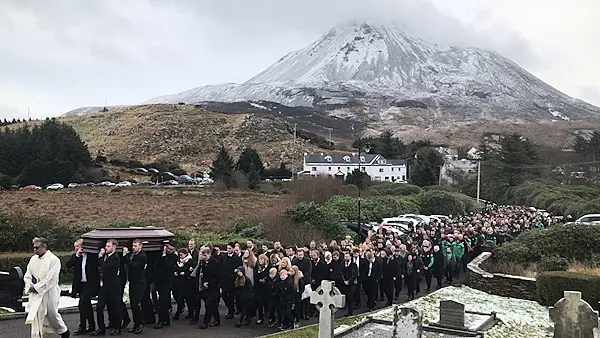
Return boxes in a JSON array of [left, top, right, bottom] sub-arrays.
[[537, 255, 568, 272], [494, 242, 535, 264], [513, 225, 600, 262], [285, 201, 350, 239], [368, 183, 422, 196], [537, 271, 600, 309], [417, 190, 465, 216], [0, 251, 73, 283]]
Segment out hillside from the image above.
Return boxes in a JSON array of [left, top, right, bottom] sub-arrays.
[[48, 104, 341, 171]]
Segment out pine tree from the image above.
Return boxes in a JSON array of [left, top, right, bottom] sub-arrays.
[[209, 146, 236, 188], [236, 147, 264, 177], [247, 168, 260, 190], [345, 168, 371, 189]]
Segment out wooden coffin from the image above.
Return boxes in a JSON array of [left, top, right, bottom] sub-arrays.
[[81, 227, 174, 253]]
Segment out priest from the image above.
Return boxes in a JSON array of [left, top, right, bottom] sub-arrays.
[[24, 237, 70, 338]]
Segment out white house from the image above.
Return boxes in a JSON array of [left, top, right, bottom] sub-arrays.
[[440, 158, 478, 185], [299, 153, 407, 182]]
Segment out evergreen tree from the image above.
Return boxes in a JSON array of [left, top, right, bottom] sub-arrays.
[[351, 130, 405, 159], [236, 147, 264, 176], [498, 134, 539, 186], [345, 168, 371, 189], [209, 146, 236, 188], [409, 148, 443, 187], [573, 135, 590, 158], [247, 168, 260, 190]]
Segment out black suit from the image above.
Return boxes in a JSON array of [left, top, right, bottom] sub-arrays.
[[311, 259, 329, 290], [123, 251, 147, 328], [220, 253, 242, 316], [155, 253, 178, 324], [362, 259, 382, 310], [97, 252, 121, 331], [381, 257, 399, 305], [193, 257, 222, 324], [354, 257, 367, 307], [118, 254, 130, 326], [341, 262, 358, 316], [66, 252, 99, 331]]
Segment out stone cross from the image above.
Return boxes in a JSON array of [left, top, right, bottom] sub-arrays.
[[310, 280, 346, 338], [549, 291, 599, 338]]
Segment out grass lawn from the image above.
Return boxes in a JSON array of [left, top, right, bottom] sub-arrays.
[[261, 313, 368, 338], [490, 260, 600, 278]]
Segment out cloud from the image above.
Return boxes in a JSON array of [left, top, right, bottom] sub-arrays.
[[0, 0, 597, 118]]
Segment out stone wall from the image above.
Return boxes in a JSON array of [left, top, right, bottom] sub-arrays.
[[466, 252, 538, 301]]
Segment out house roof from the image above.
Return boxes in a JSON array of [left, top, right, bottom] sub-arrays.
[[305, 154, 406, 166], [445, 159, 478, 169]]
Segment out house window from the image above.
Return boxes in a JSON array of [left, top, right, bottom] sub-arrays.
[[361, 167, 366, 172], [402, 175, 406, 181], [379, 168, 384, 173], [391, 168, 394, 171], [312, 167, 316, 171], [385, 177, 389, 181], [328, 167, 332, 171], [338, 167, 341, 170]]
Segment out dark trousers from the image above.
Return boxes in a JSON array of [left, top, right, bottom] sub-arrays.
[[435, 276, 443, 289], [445, 266, 454, 284], [119, 280, 130, 325], [78, 282, 95, 330], [268, 296, 280, 322], [96, 286, 121, 330], [363, 279, 377, 309], [141, 282, 155, 324], [342, 284, 356, 316], [157, 281, 172, 323], [406, 275, 417, 297], [353, 280, 362, 306], [394, 275, 403, 297], [195, 291, 220, 324], [280, 301, 293, 328], [222, 289, 235, 315], [380, 279, 394, 306], [255, 289, 269, 320], [129, 282, 146, 327], [424, 269, 433, 290]]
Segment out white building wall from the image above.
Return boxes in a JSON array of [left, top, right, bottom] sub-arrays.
[[303, 162, 407, 182]]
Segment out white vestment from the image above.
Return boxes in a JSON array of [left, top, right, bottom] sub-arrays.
[[24, 250, 68, 338]]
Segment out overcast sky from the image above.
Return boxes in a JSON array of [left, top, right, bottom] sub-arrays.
[[0, 0, 598, 119]]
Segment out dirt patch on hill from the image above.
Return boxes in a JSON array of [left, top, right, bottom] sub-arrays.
[[0, 188, 293, 232]]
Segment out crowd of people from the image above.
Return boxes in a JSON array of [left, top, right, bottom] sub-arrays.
[[24, 203, 556, 337]]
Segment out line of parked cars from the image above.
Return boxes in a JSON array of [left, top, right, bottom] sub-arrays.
[[17, 176, 215, 191]]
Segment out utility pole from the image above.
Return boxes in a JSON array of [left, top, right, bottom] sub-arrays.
[[293, 123, 297, 145], [327, 127, 333, 144], [476, 160, 481, 205], [27, 107, 30, 120]]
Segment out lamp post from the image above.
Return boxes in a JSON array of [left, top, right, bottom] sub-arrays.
[[356, 139, 370, 241]]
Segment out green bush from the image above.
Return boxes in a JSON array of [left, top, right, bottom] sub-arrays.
[[513, 225, 600, 262], [368, 183, 422, 196], [537, 255, 569, 272], [494, 242, 535, 263], [537, 271, 600, 309], [417, 190, 466, 216], [0, 251, 73, 283], [285, 202, 350, 239]]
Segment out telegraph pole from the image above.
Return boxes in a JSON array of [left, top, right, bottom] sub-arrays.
[[476, 160, 481, 205], [327, 128, 333, 144], [293, 123, 297, 145]]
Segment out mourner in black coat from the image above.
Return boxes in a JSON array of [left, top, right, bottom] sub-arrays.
[[122, 240, 148, 333], [341, 253, 359, 316], [66, 240, 99, 334], [192, 248, 222, 329], [379, 250, 399, 306], [96, 240, 122, 335], [154, 244, 178, 329], [221, 243, 243, 319]]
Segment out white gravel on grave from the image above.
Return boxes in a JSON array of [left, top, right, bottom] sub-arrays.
[[369, 286, 554, 338]]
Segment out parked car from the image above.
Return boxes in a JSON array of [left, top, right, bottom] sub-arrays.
[[372, 217, 419, 235], [575, 214, 600, 223], [399, 214, 430, 226], [116, 181, 132, 187], [20, 185, 41, 191], [158, 180, 179, 186], [134, 168, 149, 174], [46, 183, 64, 190], [68, 183, 79, 188], [137, 181, 155, 186], [97, 181, 116, 187]]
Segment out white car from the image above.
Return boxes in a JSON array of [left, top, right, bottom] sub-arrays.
[[46, 183, 64, 190], [116, 181, 132, 187], [399, 214, 430, 226], [372, 217, 419, 235], [575, 214, 600, 223], [68, 183, 79, 188], [98, 181, 116, 187], [429, 215, 450, 223]]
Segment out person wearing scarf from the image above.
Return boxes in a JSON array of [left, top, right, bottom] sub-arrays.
[[173, 248, 194, 321]]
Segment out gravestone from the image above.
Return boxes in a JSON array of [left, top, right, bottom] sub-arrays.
[[0, 266, 25, 312], [549, 291, 599, 338], [310, 280, 346, 338], [438, 300, 465, 328], [392, 305, 423, 338]]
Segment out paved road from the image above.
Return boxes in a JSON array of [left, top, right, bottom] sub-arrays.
[[4, 276, 466, 337]]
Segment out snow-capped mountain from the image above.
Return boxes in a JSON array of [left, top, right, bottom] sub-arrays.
[[83, 22, 600, 123]]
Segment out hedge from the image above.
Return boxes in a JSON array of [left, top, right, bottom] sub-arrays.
[[0, 251, 73, 283], [495, 224, 600, 262], [537, 271, 600, 310]]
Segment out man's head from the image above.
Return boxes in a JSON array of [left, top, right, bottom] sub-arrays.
[[132, 239, 143, 253], [74, 239, 83, 252], [246, 240, 254, 249], [165, 242, 175, 255], [274, 241, 281, 249], [332, 251, 340, 261], [309, 240, 317, 249], [227, 243, 234, 254], [234, 244, 241, 255], [297, 249, 305, 259], [344, 252, 352, 262], [33, 237, 48, 256], [188, 239, 196, 251], [286, 247, 295, 257], [261, 244, 269, 253], [201, 247, 211, 261], [105, 239, 118, 254], [310, 249, 319, 260], [380, 249, 387, 258]]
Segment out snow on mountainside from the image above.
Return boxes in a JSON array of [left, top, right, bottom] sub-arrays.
[[66, 22, 599, 125]]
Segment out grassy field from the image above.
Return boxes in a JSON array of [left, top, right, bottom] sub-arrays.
[[490, 260, 600, 278], [0, 188, 293, 232]]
